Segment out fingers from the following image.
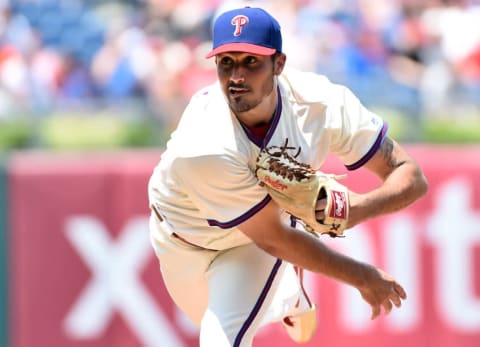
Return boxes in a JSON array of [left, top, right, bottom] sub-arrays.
[[371, 300, 393, 320], [370, 283, 407, 320], [383, 298, 393, 314], [371, 299, 392, 320], [389, 284, 404, 308], [390, 292, 402, 308], [315, 198, 327, 221], [361, 267, 408, 320], [371, 305, 381, 320], [394, 282, 407, 300], [315, 210, 324, 221]]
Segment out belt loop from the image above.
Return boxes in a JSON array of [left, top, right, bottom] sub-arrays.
[[150, 204, 164, 222], [150, 204, 215, 251]]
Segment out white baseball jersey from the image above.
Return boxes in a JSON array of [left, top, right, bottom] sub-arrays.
[[148, 67, 387, 251]]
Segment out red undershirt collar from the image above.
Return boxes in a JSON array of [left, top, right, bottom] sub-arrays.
[[243, 117, 274, 140]]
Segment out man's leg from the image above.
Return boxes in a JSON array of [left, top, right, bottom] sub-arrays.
[[150, 215, 217, 325], [200, 243, 306, 347]]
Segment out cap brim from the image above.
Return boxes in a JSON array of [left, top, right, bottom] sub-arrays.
[[205, 43, 276, 58]]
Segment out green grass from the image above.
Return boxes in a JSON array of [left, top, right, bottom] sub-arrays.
[[38, 114, 162, 150], [1, 108, 479, 151], [422, 116, 480, 143], [373, 108, 480, 144], [0, 121, 32, 150]]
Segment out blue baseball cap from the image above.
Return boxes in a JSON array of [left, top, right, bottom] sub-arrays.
[[206, 7, 282, 58]]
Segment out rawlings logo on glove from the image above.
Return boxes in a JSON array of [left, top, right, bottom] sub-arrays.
[[255, 139, 350, 237]]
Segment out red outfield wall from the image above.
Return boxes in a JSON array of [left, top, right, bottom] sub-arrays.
[[7, 147, 480, 347]]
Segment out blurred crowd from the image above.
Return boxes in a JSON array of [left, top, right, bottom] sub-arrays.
[[1, 0, 480, 133]]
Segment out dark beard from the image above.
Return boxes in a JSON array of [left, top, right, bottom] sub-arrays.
[[228, 96, 260, 113], [227, 72, 276, 114]]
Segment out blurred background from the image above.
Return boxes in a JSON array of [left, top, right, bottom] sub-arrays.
[[0, 0, 479, 346], [0, 0, 479, 150]]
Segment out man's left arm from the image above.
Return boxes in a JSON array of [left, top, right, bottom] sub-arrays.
[[346, 136, 428, 228]]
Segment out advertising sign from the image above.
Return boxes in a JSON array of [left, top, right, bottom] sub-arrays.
[[7, 148, 480, 347]]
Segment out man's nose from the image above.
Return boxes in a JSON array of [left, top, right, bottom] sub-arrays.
[[230, 66, 245, 83]]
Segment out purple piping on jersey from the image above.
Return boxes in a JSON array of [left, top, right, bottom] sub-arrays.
[[240, 86, 283, 148], [290, 215, 297, 227], [207, 195, 271, 228], [345, 121, 389, 171], [233, 258, 282, 347]]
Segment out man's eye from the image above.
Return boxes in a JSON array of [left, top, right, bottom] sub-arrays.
[[245, 57, 257, 64], [220, 58, 233, 65]]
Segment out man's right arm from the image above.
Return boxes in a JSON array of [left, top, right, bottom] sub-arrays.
[[238, 199, 406, 319]]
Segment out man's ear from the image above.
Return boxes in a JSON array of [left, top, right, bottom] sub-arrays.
[[274, 53, 287, 75]]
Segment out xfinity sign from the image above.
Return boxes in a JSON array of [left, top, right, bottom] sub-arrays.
[[63, 216, 185, 347]]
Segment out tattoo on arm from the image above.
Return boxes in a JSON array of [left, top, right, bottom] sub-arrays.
[[379, 137, 398, 169]]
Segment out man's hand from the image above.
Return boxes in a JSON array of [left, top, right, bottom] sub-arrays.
[[357, 266, 407, 320], [255, 139, 350, 237], [314, 198, 327, 221]]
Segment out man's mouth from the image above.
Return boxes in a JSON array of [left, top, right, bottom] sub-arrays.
[[229, 87, 249, 96]]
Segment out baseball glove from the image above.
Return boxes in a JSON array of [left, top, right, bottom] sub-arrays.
[[255, 139, 349, 237]]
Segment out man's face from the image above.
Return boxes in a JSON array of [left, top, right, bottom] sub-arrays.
[[215, 52, 284, 114]]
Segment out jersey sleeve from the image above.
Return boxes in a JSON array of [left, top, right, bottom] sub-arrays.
[[327, 84, 388, 170], [170, 153, 269, 229]]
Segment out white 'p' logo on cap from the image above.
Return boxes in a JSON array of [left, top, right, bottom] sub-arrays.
[[231, 15, 249, 36]]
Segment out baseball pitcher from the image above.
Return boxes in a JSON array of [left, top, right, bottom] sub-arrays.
[[148, 7, 428, 347]]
